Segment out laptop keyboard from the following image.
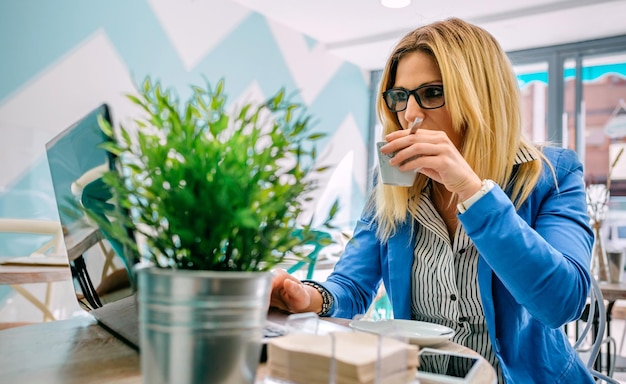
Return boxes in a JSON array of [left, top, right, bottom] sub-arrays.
[[261, 322, 287, 363], [263, 323, 287, 339]]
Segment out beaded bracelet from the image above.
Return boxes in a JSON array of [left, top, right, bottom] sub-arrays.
[[302, 280, 334, 316]]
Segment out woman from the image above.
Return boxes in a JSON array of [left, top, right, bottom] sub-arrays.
[[270, 17, 594, 383]]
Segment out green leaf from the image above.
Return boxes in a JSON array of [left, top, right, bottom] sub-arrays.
[[142, 77, 152, 94], [307, 133, 325, 140], [98, 115, 113, 137]]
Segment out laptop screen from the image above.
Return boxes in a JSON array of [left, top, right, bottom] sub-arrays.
[[46, 104, 114, 231], [45, 104, 135, 313]]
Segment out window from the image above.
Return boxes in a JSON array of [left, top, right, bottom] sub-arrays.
[[509, 36, 626, 196]]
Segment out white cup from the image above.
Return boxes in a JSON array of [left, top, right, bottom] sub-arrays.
[[376, 141, 416, 186]]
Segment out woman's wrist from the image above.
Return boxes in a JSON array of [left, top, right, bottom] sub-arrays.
[[302, 281, 333, 316], [455, 177, 483, 202]]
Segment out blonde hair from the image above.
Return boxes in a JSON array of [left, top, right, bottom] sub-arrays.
[[372, 17, 546, 241]]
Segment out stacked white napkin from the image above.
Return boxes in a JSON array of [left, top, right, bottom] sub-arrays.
[[266, 331, 418, 384]]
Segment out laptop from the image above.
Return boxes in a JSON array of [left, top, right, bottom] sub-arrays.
[[45, 103, 141, 349]]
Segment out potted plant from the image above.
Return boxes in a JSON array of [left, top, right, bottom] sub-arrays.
[[91, 77, 338, 384]]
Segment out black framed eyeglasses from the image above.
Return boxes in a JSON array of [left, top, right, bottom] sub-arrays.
[[382, 84, 445, 112]]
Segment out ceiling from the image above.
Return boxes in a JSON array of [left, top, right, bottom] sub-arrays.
[[232, 0, 626, 70]]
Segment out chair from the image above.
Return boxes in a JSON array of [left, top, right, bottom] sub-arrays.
[[0, 219, 64, 256], [0, 219, 70, 323], [574, 276, 620, 383], [610, 301, 626, 359], [286, 229, 333, 280]]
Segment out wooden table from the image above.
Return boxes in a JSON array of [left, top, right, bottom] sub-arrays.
[[0, 313, 496, 384], [0, 263, 71, 322], [0, 263, 70, 285], [598, 281, 626, 303], [0, 223, 104, 320], [63, 224, 104, 262]]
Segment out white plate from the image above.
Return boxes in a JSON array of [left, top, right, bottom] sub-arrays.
[[348, 319, 455, 346]]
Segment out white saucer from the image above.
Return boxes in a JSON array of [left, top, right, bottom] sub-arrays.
[[348, 319, 455, 346]]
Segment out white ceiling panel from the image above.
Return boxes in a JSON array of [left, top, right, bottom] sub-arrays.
[[231, 0, 626, 70]]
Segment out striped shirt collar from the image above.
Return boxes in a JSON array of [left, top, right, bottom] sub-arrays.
[[513, 145, 539, 165]]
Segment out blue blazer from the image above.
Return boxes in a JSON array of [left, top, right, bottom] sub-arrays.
[[323, 147, 595, 383]]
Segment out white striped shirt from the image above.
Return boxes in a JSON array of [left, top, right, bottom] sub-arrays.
[[410, 147, 537, 384], [411, 190, 503, 382]]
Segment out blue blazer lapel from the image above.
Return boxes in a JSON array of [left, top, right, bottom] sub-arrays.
[[386, 221, 415, 319], [478, 257, 498, 350]]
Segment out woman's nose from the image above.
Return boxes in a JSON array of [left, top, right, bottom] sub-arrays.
[[403, 96, 424, 128]]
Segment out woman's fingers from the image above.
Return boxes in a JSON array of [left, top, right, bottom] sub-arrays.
[[382, 129, 445, 156], [271, 269, 291, 287], [384, 128, 415, 142], [380, 130, 481, 195], [270, 270, 311, 313], [282, 279, 311, 311], [270, 269, 294, 310], [383, 130, 449, 167]]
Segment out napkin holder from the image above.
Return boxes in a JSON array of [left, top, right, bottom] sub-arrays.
[[265, 313, 419, 384]]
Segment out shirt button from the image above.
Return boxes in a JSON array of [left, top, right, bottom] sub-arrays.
[[450, 294, 457, 301], [459, 248, 466, 254], [459, 316, 469, 322]]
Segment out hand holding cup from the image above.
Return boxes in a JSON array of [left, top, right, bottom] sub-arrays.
[[377, 118, 422, 186]]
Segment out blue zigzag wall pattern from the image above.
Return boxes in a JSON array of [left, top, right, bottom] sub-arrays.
[[0, 0, 371, 311]]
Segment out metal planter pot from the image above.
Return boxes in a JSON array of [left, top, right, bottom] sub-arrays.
[[137, 267, 273, 384]]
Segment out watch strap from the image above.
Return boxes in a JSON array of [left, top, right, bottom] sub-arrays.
[[457, 179, 495, 213]]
